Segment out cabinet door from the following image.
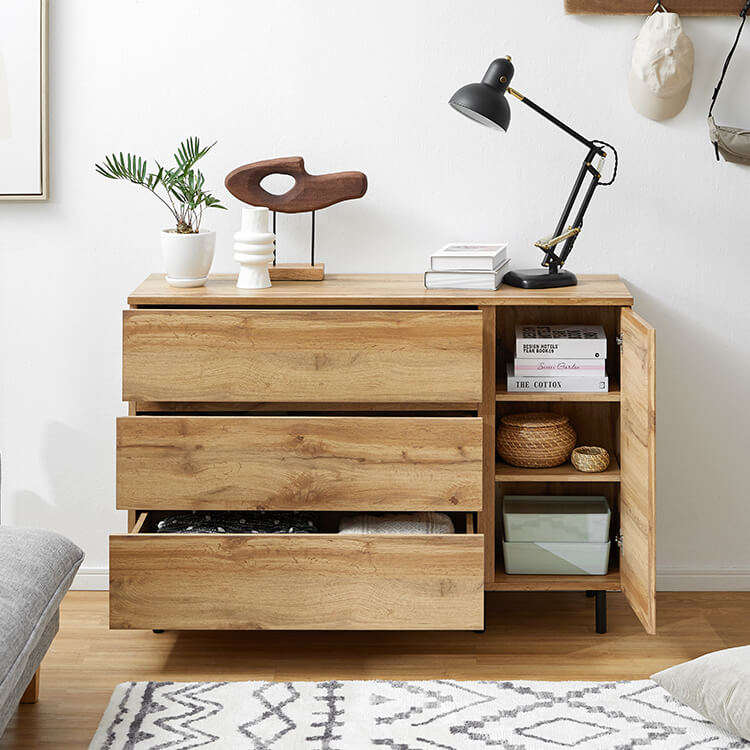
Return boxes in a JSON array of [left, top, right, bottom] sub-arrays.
[[620, 308, 656, 634]]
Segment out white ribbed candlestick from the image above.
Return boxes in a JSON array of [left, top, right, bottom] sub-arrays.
[[233, 207, 275, 289]]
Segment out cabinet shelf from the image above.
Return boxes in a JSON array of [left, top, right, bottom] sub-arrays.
[[487, 565, 621, 592], [495, 457, 620, 483], [496, 382, 620, 402]]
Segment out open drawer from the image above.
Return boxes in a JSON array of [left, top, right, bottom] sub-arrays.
[[110, 512, 484, 630]]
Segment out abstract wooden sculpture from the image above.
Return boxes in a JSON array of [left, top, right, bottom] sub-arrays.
[[225, 157, 368, 280], [225, 156, 368, 213]]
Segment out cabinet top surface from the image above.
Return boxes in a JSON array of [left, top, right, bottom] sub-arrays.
[[128, 274, 633, 307]]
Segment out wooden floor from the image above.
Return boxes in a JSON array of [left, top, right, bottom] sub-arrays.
[[2, 590, 749, 749]]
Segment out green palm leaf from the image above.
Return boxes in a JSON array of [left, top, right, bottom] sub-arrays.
[[95, 137, 224, 232]]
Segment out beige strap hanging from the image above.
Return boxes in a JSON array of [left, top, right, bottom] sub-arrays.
[[709, 1, 750, 164]]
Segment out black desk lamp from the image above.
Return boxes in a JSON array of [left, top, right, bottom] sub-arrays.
[[449, 57, 617, 289]]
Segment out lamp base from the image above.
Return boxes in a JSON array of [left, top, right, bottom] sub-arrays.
[[503, 268, 578, 289]]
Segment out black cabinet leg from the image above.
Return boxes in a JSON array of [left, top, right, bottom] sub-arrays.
[[585, 590, 595, 597], [595, 591, 607, 634], [152, 629, 165, 634]]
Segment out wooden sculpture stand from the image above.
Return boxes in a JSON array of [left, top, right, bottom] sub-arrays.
[[269, 263, 325, 281]]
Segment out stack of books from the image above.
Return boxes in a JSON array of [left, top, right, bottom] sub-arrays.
[[506, 325, 609, 393], [424, 244, 510, 290]]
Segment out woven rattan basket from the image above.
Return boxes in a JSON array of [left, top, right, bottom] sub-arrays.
[[571, 446, 610, 473], [496, 412, 576, 468]]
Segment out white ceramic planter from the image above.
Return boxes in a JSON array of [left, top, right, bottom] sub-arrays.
[[161, 229, 216, 287]]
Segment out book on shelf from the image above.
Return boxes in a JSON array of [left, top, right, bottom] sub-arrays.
[[430, 243, 508, 271], [515, 325, 607, 359], [424, 258, 510, 290], [505, 364, 609, 393], [513, 358, 606, 376]]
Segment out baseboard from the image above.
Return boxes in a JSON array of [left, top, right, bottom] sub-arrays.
[[74, 566, 750, 592], [72, 567, 109, 591], [657, 566, 750, 591]]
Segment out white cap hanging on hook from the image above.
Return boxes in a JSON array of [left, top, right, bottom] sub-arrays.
[[629, 5, 694, 121]]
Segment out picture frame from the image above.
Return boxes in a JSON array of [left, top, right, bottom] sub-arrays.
[[0, 0, 48, 201]]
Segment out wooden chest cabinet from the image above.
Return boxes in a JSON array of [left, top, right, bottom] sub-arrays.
[[111, 274, 655, 634]]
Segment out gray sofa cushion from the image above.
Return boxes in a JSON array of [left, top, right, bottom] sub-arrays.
[[0, 527, 83, 726]]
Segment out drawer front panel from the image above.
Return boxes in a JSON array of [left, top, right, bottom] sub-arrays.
[[117, 416, 483, 511], [122, 309, 483, 403], [109, 533, 484, 630]]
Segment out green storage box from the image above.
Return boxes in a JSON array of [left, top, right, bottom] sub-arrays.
[[503, 496, 611, 543]]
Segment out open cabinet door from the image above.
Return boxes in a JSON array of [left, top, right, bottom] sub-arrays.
[[620, 308, 656, 634]]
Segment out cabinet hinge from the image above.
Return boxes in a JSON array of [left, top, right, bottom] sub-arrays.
[[615, 533, 623, 551], [615, 335, 623, 352]]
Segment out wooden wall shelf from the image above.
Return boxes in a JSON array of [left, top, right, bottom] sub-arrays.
[[565, 0, 744, 15]]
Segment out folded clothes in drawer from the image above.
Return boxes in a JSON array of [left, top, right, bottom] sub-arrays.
[[156, 511, 320, 534], [338, 512, 455, 535]]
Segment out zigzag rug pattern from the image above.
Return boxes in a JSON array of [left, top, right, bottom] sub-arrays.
[[89, 679, 749, 749]]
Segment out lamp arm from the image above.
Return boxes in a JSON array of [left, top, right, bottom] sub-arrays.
[[507, 88, 606, 157], [555, 151, 602, 268], [504, 87, 616, 275], [505, 87, 609, 274], [535, 145, 603, 274]]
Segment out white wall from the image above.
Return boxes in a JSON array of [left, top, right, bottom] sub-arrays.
[[1, 1, 748, 590]]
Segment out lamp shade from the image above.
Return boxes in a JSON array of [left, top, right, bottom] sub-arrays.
[[449, 57, 515, 131]]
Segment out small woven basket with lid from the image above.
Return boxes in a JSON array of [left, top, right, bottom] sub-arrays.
[[496, 412, 576, 468]]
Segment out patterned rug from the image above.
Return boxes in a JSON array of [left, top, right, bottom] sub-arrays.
[[90, 679, 749, 749]]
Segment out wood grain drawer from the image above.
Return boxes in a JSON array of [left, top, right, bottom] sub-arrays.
[[122, 309, 483, 403], [117, 416, 483, 511], [109, 514, 484, 630]]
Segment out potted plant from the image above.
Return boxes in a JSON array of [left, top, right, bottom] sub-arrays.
[[96, 137, 226, 287]]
